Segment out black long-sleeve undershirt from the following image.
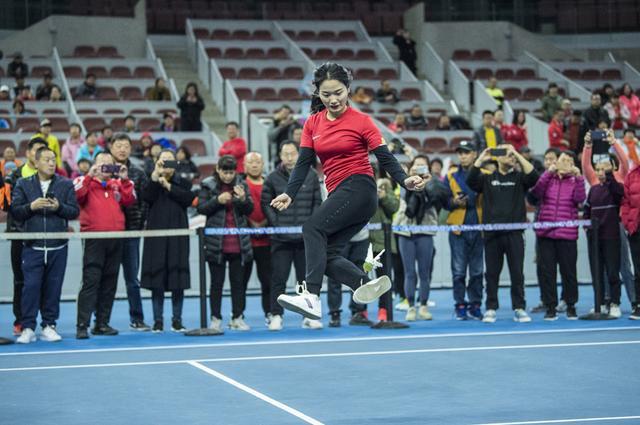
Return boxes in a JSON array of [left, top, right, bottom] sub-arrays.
[[284, 145, 409, 201]]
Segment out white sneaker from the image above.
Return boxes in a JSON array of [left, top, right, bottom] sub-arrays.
[[16, 328, 36, 344], [427, 300, 436, 308], [482, 309, 497, 323], [229, 316, 251, 331], [556, 300, 568, 313], [40, 325, 62, 342], [418, 305, 433, 320], [265, 313, 273, 326], [405, 306, 417, 321], [277, 282, 322, 320], [353, 275, 392, 304], [302, 318, 323, 329], [589, 305, 610, 315], [208, 317, 223, 333], [609, 303, 622, 318], [514, 309, 532, 323], [395, 298, 410, 311], [268, 315, 283, 331]]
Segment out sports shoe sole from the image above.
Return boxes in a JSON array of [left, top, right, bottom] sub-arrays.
[[353, 276, 392, 304], [40, 335, 62, 342], [543, 316, 558, 321], [277, 295, 321, 320]]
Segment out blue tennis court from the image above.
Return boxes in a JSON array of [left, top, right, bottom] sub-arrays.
[[1, 286, 639, 425]]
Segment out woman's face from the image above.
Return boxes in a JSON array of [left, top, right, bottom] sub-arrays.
[[623, 84, 631, 96], [141, 136, 152, 147], [217, 168, 236, 184], [319, 79, 349, 117], [517, 112, 526, 125], [50, 87, 61, 99], [187, 86, 196, 96], [157, 79, 166, 89], [150, 144, 161, 157], [159, 151, 176, 176], [14, 102, 23, 113], [176, 149, 186, 161]]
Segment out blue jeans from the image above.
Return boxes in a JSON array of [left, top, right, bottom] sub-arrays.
[[151, 288, 184, 322], [21, 245, 68, 331], [398, 234, 434, 306], [122, 237, 145, 322], [449, 231, 484, 305]]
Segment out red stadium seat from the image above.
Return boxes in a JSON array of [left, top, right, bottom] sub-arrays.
[[562, 69, 581, 79], [297, 30, 316, 40], [282, 66, 304, 79], [133, 66, 155, 79], [97, 87, 119, 101], [15, 117, 39, 132], [460, 68, 472, 79], [335, 49, 355, 60], [130, 108, 151, 114], [452, 49, 472, 60], [42, 108, 65, 114], [232, 29, 251, 40], [252, 30, 272, 40], [197, 163, 216, 179], [254, 87, 278, 100], [514, 68, 536, 80], [237, 68, 260, 79], [245, 48, 266, 59], [267, 47, 288, 59], [83, 117, 107, 132], [120, 86, 144, 100], [422, 137, 448, 153], [193, 28, 209, 39], [522, 87, 544, 101], [314, 48, 334, 60], [338, 30, 357, 41], [317, 30, 337, 41], [210, 29, 231, 40], [581, 69, 601, 80], [234, 88, 253, 100], [355, 69, 376, 80], [473, 49, 494, 60], [377, 68, 398, 80], [601, 69, 622, 80], [18, 139, 30, 157], [96, 46, 120, 58], [206, 47, 222, 58], [403, 137, 421, 150], [73, 45, 96, 57], [279, 88, 304, 101], [138, 118, 160, 131], [219, 67, 236, 79], [48, 117, 69, 132], [110, 117, 125, 130], [400, 88, 422, 101], [110, 66, 133, 78], [473, 68, 493, 80], [355, 49, 376, 60], [259, 67, 282, 79], [31, 66, 53, 77], [224, 48, 244, 59], [103, 108, 124, 114], [503, 87, 522, 101], [181, 138, 206, 157], [495, 68, 515, 80], [86, 66, 108, 78]]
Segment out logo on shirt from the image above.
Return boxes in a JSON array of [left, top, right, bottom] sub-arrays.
[[312, 135, 322, 140], [491, 180, 516, 187]]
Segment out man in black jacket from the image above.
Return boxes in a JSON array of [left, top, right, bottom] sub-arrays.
[[261, 141, 321, 330], [393, 29, 417, 75], [111, 133, 151, 331], [578, 93, 609, 153], [11, 147, 79, 343], [467, 144, 538, 324]]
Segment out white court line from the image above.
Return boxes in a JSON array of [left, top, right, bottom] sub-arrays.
[[474, 415, 640, 424], [1, 339, 638, 372], [187, 361, 325, 425], [1, 326, 638, 357]]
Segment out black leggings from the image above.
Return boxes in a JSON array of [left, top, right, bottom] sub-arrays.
[[303, 174, 378, 295]]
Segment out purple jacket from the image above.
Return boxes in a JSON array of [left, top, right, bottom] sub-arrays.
[[530, 170, 586, 240]]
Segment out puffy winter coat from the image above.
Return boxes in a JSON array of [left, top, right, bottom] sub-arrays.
[[530, 170, 586, 240], [621, 166, 640, 235]]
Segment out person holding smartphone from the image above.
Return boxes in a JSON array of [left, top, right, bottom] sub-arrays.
[[140, 149, 195, 333], [467, 144, 539, 323], [73, 152, 136, 339]]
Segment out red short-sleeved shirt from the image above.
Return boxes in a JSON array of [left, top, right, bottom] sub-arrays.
[[300, 107, 383, 193], [246, 178, 269, 247]]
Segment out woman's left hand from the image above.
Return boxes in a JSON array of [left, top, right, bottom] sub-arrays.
[[405, 175, 426, 191]]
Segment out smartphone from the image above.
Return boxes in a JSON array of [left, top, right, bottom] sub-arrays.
[[415, 165, 430, 175], [591, 130, 609, 155], [101, 164, 121, 174], [490, 148, 507, 156], [163, 160, 178, 169], [46, 193, 56, 200]]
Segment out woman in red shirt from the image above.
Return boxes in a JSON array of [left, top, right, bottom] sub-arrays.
[[270, 63, 425, 320], [503, 110, 528, 151]]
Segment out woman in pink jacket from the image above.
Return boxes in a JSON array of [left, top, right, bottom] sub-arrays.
[[619, 83, 640, 127], [530, 150, 586, 320]]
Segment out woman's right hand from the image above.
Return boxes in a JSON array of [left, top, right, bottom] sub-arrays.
[[270, 193, 292, 211]]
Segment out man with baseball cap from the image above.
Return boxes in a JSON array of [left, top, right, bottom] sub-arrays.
[[0, 85, 10, 101], [31, 119, 61, 168], [444, 140, 486, 320]]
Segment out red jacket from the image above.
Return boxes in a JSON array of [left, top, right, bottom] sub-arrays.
[[74, 175, 136, 231], [548, 119, 566, 150], [502, 124, 528, 151], [621, 166, 640, 235], [218, 137, 247, 174]]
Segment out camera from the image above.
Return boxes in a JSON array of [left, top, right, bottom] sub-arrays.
[[101, 164, 121, 174], [490, 148, 507, 157], [162, 160, 178, 169]]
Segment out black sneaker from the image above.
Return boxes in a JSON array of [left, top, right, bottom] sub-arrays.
[[0, 336, 14, 345], [544, 308, 558, 321], [130, 320, 151, 332], [171, 319, 186, 332], [530, 301, 546, 313], [329, 311, 341, 328], [566, 305, 578, 320], [349, 311, 373, 326], [152, 320, 163, 333], [91, 324, 119, 336], [630, 307, 640, 320], [76, 327, 89, 339]]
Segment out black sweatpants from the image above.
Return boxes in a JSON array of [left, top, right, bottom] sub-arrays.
[[77, 239, 123, 328], [629, 231, 640, 305], [327, 239, 369, 315], [484, 231, 526, 311], [303, 174, 378, 295], [11, 240, 24, 326], [209, 254, 251, 320], [538, 237, 578, 309], [270, 240, 306, 316], [589, 235, 622, 305], [243, 245, 272, 317]]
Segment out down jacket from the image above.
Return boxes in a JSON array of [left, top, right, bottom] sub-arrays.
[[530, 170, 586, 240], [621, 166, 640, 235]]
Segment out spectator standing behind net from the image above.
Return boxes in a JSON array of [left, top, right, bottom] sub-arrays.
[[7, 53, 28, 78], [530, 151, 585, 321], [392, 29, 417, 75], [619, 83, 640, 127], [242, 152, 273, 325], [147, 78, 172, 101], [175, 146, 199, 182], [578, 93, 609, 153], [485, 78, 504, 109], [75, 73, 98, 99], [548, 110, 571, 151], [3, 138, 48, 336], [540, 83, 563, 123], [444, 141, 485, 321], [197, 155, 254, 332], [111, 134, 152, 331], [74, 152, 136, 339], [140, 149, 195, 333], [268, 105, 296, 163], [11, 147, 80, 344], [467, 144, 539, 324], [375, 80, 399, 104], [32, 119, 62, 168], [474, 110, 503, 151], [177, 82, 204, 131], [219, 121, 247, 174], [604, 93, 630, 130], [61, 123, 84, 174], [261, 142, 321, 331], [502, 110, 528, 152]]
